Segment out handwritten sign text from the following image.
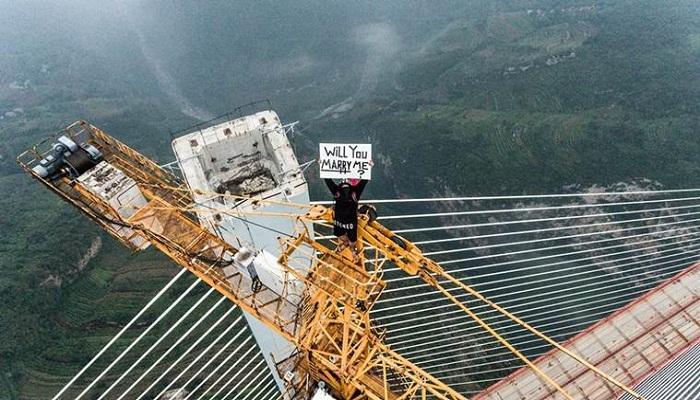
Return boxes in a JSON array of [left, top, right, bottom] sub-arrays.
[[319, 143, 372, 180]]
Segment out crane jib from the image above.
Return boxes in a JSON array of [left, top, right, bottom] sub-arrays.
[[17, 120, 645, 400]]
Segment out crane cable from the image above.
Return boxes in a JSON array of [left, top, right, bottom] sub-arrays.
[[112, 231, 692, 396], [185, 342, 259, 400], [402, 263, 696, 376], [377, 232, 700, 305], [362, 220, 650, 398], [251, 195, 689, 398], [390, 257, 697, 371], [148, 310, 245, 400], [115, 302, 239, 400], [73, 274, 207, 400], [385, 249, 700, 346], [402, 275, 681, 365], [424, 258, 646, 399], [388, 256, 696, 356], [379, 236, 700, 320], [48, 268, 187, 400], [96, 288, 221, 400], [223, 364, 276, 400], [311, 187, 700, 204], [375, 194, 700, 220], [205, 358, 268, 400], [170, 333, 255, 399], [180, 336, 257, 399], [416, 268, 577, 400], [385, 256, 698, 344], [380, 223, 700, 292], [385, 247, 697, 378]]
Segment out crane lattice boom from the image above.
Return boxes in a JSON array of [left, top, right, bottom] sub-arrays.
[[18, 120, 644, 400]]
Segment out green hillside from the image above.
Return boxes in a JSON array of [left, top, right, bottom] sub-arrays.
[[309, 0, 700, 196]]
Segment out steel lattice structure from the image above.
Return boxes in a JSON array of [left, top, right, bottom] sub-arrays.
[[18, 121, 645, 400]]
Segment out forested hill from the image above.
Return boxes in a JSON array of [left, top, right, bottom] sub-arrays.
[[1, 0, 700, 398], [308, 0, 700, 196], [121, 0, 700, 196]]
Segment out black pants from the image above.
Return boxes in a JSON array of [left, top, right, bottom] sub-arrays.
[[334, 219, 358, 242]]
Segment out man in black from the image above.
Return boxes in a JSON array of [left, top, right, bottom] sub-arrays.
[[324, 178, 368, 260]]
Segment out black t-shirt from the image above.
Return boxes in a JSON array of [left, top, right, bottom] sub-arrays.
[[324, 179, 367, 223]]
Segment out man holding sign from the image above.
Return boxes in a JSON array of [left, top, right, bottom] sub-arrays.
[[319, 143, 373, 261]]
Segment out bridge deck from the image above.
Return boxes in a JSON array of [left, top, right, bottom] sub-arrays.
[[475, 262, 700, 400], [618, 340, 699, 400]]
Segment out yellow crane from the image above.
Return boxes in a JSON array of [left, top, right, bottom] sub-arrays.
[[18, 120, 644, 400]]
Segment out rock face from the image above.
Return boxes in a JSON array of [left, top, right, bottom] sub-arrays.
[[160, 389, 189, 400], [430, 179, 677, 269], [76, 236, 103, 274], [39, 274, 62, 288], [41, 236, 102, 288]]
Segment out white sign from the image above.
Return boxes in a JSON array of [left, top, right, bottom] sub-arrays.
[[319, 143, 372, 180]]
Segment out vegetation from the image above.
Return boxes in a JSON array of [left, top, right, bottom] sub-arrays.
[[2, 0, 700, 398]]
